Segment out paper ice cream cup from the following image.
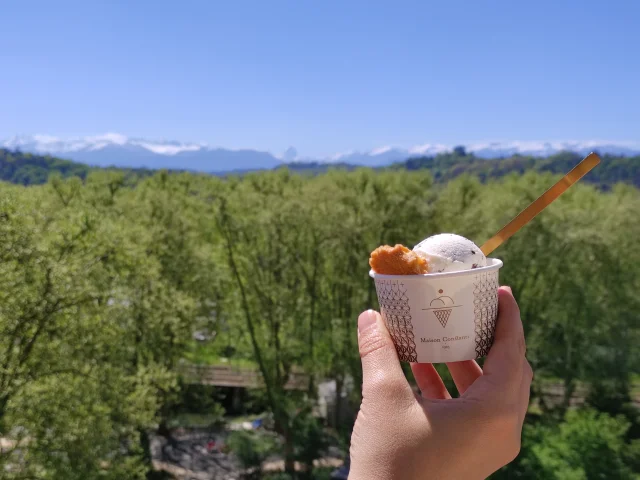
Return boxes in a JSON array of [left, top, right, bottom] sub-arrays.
[[369, 258, 503, 363]]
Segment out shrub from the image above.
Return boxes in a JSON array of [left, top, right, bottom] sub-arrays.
[[227, 430, 280, 477]]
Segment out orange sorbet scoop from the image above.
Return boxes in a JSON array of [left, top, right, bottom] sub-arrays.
[[369, 244, 429, 275]]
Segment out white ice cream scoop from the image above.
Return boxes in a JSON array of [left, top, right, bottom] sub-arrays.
[[413, 233, 487, 273]]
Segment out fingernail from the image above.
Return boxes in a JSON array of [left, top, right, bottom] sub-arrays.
[[502, 285, 513, 293], [358, 310, 378, 334]]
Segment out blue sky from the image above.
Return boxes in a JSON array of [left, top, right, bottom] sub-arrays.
[[1, 0, 639, 157]]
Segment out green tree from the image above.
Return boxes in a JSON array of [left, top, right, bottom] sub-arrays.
[[532, 409, 637, 479]]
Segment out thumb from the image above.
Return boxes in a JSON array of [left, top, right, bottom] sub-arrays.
[[358, 310, 413, 399], [480, 286, 526, 390]]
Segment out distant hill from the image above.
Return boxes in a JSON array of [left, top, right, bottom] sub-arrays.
[[0, 150, 356, 184], [0, 148, 154, 185], [393, 149, 640, 189], [277, 161, 357, 174], [1, 147, 638, 189], [0, 149, 91, 185]]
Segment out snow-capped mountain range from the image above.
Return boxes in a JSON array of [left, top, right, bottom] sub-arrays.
[[2, 134, 639, 172]]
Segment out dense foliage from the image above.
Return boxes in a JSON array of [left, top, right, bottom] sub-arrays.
[[0, 165, 638, 478]]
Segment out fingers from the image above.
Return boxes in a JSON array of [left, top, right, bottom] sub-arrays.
[[518, 359, 533, 424], [482, 286, 526, 389], [446, 360, 483, 395], [411, 363, 451, 399], [357, 310, 414, 402]]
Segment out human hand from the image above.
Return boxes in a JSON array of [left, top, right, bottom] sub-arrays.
[[349, 286, 532, 480]]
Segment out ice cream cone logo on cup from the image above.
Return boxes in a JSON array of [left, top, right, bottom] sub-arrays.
[[428, 289, 458, 328]]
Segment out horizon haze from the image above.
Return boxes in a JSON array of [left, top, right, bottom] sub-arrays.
[[2, 133, 639, 172]]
